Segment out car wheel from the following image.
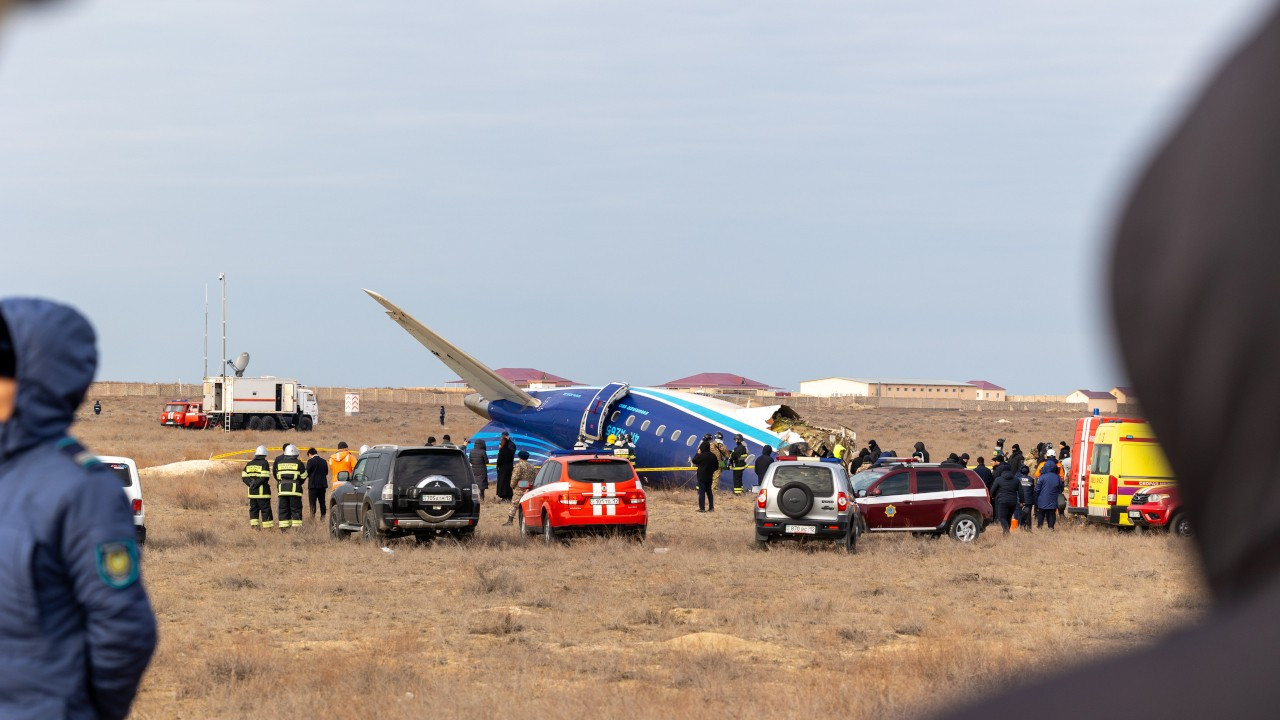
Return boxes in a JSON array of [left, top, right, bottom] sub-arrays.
[[777, 481, 815, 519], [259, 415, 277, 431], [1170, 513, 1193, 538], [842, 526, 857, 554], [328, 506, 346, 539], [755, 531, 770, 551], [247, 416, 262, 431], [456, 529, 476, 544], [948, 512, 980, 543], [299, 416, 313, 432], [519, 511, 530, 538], [542, 512, 556, 545], [361, 507, 380, 543], [634, 527, 647, 544]]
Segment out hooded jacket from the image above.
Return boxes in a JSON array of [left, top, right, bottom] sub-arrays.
[[0, 299, 157, 720], [912, 442, 930, 463], [754, 447, 774, 479], [1035, 461, 1063, 510], [469, 440, 489, 487], [939, 7, 1280, 718], [989, 471, 1019, 505]]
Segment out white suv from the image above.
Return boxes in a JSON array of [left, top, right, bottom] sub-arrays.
[[754, 459, 859, 552], [99, 456, 146, 544]]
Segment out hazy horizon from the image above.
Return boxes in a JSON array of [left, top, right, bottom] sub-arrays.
[[1, 1, 1268, 394]]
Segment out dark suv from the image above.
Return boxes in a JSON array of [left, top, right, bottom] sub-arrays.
[[329, 445, 480, 543]]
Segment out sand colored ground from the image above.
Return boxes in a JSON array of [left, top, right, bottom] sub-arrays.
[[68, 395, 1204, 719]]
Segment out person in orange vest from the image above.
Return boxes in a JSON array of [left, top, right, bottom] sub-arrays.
[[328, 441, 358, 490]]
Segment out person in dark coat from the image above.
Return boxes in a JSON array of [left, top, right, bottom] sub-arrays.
[[912, 441, 930, 462], [495, 432, 516, 501], [439, 404, 446, 426], [989, 469, 1019, 534], [692, 440, 719, 512], [938, 9, 1280, 718], [1058, 441, 1071, 460], [972, 457, 994, 491], [990, 455, 1009, 482], [1015, 465, 1035, 530], [0, 298, 157, 718], [1007, 444, 1024, 479], [753, 445, 774, 491], [847, 447, 870, 474], [1034, 459, 1064, 529], [93, 399, 101, 415], [469, 439, 489, 499], [866, 439, 881, 464], [305, 447, 329, 520]]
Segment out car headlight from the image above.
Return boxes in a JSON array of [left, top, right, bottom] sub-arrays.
[[1146, 493, 1167, 503]]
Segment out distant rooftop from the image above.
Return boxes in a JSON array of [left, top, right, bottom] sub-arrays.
[[967, 380, 1006, 391], [448, 367, 578, 387], [659, 373, 775, 390], [1112, 386, 1137, 396], [1073, 389, 1116, 399]]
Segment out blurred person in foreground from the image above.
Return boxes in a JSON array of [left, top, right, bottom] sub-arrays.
[[938, 6, 1280, 717], [0, 298, 157, 718]]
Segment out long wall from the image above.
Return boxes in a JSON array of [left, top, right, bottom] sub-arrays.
[[89, 382, 471, 406]]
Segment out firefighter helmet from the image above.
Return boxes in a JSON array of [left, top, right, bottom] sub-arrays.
[[284, 444, 298, 457], [254, 445, 267, 457]]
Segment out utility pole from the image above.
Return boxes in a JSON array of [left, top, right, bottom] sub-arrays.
[[203, 284, 209, 380], [220, 273, 228, 432]]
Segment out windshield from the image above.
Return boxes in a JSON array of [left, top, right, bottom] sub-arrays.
[[164, 404, 184, 412], [567, 460, 634, 483], [393, 451, 471, 485], [106, 462, 133, 487], [851, 468, 890, 492], [771, 464, 835, 496]]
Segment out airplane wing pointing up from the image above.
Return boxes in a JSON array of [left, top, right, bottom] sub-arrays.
[[364, 290, 541, 408]]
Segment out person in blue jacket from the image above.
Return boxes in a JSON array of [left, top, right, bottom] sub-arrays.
[[0, 298, 158, 719], [1035, 458, 1065, 530], [1015, 465, 1036, 531]]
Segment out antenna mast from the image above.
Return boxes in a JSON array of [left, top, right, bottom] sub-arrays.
[[203, 284, 209, 380]]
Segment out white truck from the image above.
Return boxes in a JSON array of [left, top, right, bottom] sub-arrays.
[[203, 376, 319, 431]]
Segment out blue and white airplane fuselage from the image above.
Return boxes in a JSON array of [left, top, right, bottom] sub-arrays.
[[470, 386, 791, 489], [362, 289, 802, 490]]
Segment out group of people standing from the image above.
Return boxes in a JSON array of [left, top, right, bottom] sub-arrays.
[[976, 444, 1068, 533], [242, 441, 359, 529]]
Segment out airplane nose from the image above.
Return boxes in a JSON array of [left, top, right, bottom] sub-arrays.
[[464, 393, 491, 419]]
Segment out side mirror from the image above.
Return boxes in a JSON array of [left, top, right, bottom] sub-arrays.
[[867, 488, 880, 497], [857, 489, 868, 498], [337, 471, 350, 482]]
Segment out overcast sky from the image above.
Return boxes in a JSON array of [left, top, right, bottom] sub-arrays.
[[0, 0, 1269, 393]]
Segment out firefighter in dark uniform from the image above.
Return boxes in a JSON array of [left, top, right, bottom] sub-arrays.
[[273, 444, 307, 530], [243, 445, 274, 529], [729, 434, 749, 495]]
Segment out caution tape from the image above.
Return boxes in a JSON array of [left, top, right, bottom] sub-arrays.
[[210, 447, 340, 461]]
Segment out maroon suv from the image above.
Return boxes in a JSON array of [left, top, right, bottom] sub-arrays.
[[851, 462, 993, 542]]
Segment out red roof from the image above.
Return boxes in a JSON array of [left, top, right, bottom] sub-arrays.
[[1113, 386, 1137, 396], [448, 367, 578, 386], [966, 380, 1006, 391], [1073, 389, 1116, 400], [659, 373, 774, 389]]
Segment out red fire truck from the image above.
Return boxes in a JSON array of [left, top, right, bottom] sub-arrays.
[[160, 400, 209, 429]]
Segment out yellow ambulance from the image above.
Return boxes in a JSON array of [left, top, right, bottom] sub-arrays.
[[1086, 420, 1175, 526]]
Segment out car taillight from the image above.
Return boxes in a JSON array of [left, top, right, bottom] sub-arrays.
[[471, 483, 480, 497], [618, 491, 645, 504], [132, 499, 143, 515], [1107, 475, 1117, 505], [757, 488, 767, 509], [837, 491, 848, 511], [558, 492, 581, 505], [382, 483, 395, 501]]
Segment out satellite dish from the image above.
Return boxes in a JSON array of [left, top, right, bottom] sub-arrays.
[[228, 352, 250, 377]]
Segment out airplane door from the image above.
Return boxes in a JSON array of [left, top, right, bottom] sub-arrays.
[[581, 382, 630, 440]]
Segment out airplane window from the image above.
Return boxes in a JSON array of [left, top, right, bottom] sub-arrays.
[[656, 425, 666, 437], [625, 415, 635, 427], [670, 429, 681, 441], [641, 420, 651, 432], [686, 435, 696, 447], [610, 411, 620, 422]]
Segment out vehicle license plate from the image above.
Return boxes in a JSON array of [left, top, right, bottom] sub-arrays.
[[421, 494, 452, 503], [785, 524, 816, 535], [1128, 510, 1141, 518], [589, 497, 620, 506]]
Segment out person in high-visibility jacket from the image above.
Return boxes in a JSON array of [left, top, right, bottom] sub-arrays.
[[328, 441, 357, 491], [242, 445, 274, 529], [729, 434, 749, 495], [273, 444, 307, 530]]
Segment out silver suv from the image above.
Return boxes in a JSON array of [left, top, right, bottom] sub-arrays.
[[754, 459, 859, 552]]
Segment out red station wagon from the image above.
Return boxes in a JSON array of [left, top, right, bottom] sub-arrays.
[[851, 462, 993, 542], [515, 453, 648, 543]]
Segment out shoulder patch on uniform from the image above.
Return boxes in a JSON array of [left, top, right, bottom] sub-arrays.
[[96, 539, 140, 589]]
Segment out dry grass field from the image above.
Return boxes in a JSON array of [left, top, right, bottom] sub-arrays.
[[70, 396, 1206, 719]]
